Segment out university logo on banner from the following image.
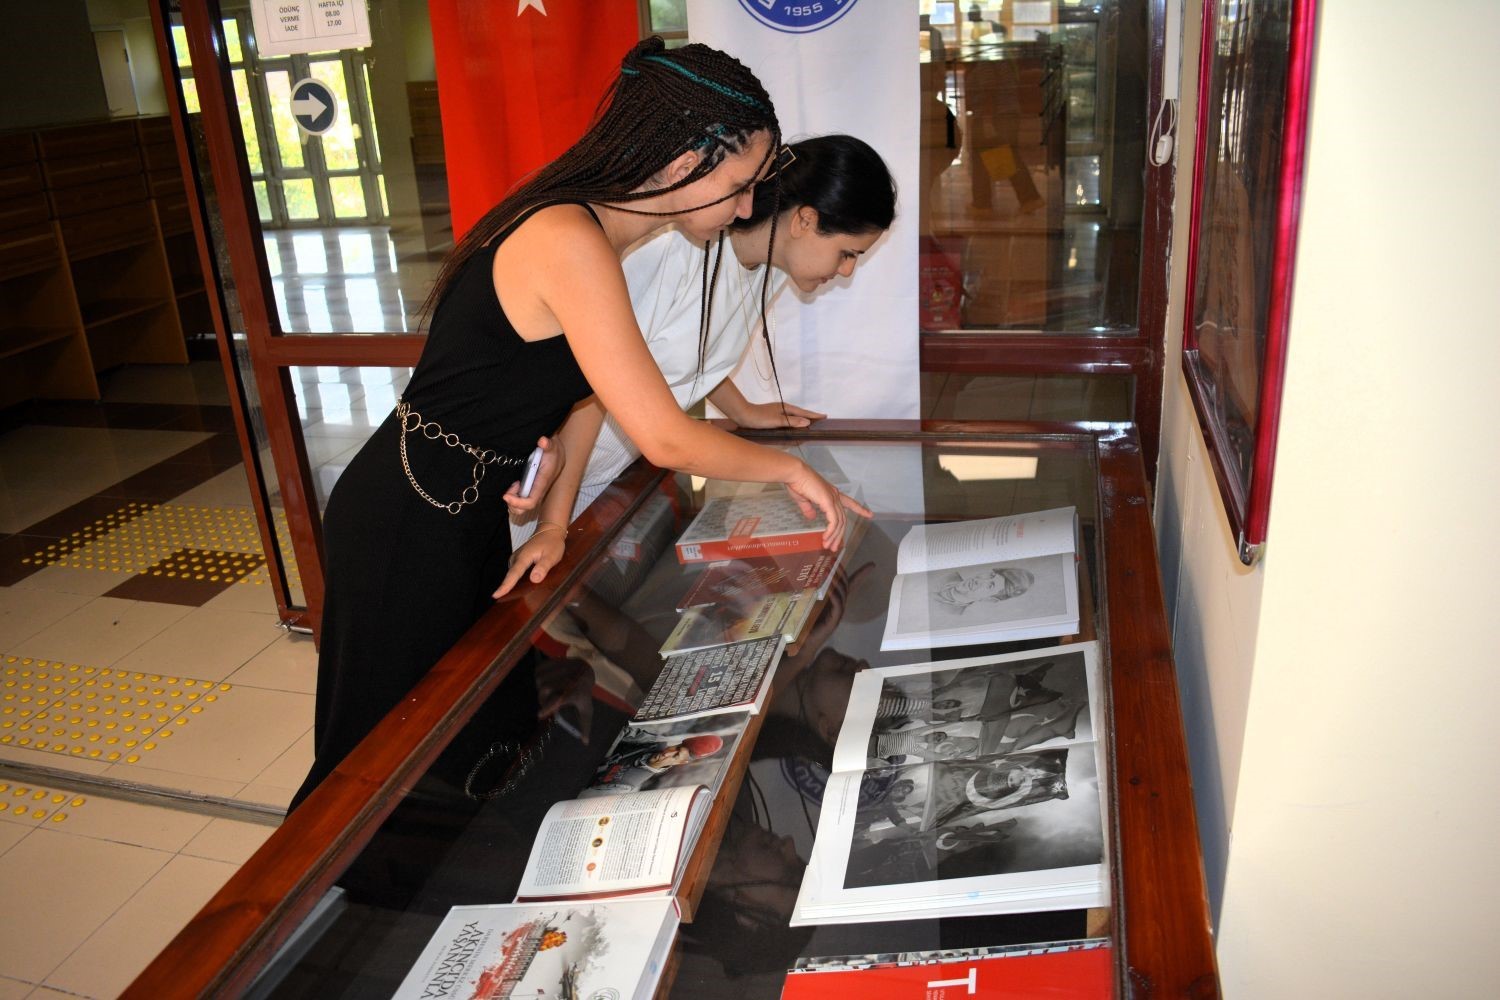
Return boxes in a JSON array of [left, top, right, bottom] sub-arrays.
[[735, 0, 860, 34]]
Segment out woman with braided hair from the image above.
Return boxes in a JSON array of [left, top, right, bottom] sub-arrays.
[[503, 133, 896, 592], [292, 39, 869, 810]]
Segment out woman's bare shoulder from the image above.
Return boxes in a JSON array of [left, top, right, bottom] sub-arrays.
[[491, 203, 623, 339], [500, 202, 609, 254]]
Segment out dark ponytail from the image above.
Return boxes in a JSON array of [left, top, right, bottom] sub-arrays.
[[724, 134, 896, 417], [732, 134, 897, 236]]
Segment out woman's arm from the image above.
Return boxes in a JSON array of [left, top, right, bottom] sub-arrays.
[[707, 379, 826, 429], [494, 397, 607, 598], [503, 211, 869, 545]]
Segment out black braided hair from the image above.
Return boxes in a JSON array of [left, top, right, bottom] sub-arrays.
[[422, 37, 780, 321]]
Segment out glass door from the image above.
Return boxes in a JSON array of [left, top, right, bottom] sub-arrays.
[[257, 48, 386, 226], [160, 0, 434, 632]]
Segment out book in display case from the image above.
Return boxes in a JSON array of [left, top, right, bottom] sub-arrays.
[[125, 428, 1217, 1000]]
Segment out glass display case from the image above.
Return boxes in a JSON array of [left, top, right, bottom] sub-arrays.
[[124, 421, 1216, 999]]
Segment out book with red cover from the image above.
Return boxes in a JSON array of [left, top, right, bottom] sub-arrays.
[[674, 491, 829, 563], [676, 550, 838, 611], [781, 939, 1112, 1000]]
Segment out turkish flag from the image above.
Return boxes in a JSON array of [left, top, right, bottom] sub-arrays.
[[428, 1, 640, 237]]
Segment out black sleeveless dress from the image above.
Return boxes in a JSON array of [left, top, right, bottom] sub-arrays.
[[292, 204, 596, 808]]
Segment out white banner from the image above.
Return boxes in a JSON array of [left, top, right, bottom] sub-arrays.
[[688, 0, 920, 419]]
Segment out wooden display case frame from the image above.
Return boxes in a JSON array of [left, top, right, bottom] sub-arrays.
[[123, 421, 1218, 999]]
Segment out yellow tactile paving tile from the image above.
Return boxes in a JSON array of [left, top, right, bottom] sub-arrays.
[[0, 781, 86, 826], [0, 657, 228, 766], [19, 502, 301, 589]]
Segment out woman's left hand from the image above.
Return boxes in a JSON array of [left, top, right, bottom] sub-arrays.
[[728, 400, 826, 430], [502, 435, 564, 514]]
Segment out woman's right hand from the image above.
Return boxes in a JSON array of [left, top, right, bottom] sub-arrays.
[[493, 527, 566, 598], [783, 461, 873, 550]]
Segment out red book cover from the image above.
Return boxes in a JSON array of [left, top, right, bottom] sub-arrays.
[[781, 942, 1112, 1000], [674, 492, 829, 564], [677, 551, 837, 611]]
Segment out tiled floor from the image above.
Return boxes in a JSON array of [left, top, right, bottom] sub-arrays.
[[0, 364, 309, 998]]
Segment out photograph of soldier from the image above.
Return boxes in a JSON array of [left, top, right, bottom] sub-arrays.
[[844, 745, 1103, 889], [580, 717, 739, 797], [866, 650, 1093, 761]]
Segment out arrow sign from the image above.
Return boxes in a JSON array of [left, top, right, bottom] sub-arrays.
[[289, 77, 337, 135]]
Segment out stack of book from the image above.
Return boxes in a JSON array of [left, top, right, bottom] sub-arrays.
[[663, 488, 864, 661]]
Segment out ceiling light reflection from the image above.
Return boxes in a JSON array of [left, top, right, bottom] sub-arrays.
[[937, 454, 1039, 481]]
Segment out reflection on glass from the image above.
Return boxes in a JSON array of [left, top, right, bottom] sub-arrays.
[[309, 60, 360, 171], [937, 454, 1040, 480], [263, 71, 305, 170], [232, 70, 263, 174], [363, 64, 381, 157], [180, 77, 200, 114], [170, 25, 191, 67], [265, 228, 428, 334], [329, 176, 366, 218], [301, 285, 333, 330], [291, 232, 328, 273], [648, 0, 688, 32], [291, 366, 412, 511], [918, 0, 1147, 333], [222, 16, 243, 62], [345, 278, 384, 330], [1188, 0, 1294, 496], [253, 180, 272, 222], [337, 232, 375, 273]]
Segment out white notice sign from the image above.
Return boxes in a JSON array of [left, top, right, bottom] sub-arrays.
[[251, 0, 371, 57]]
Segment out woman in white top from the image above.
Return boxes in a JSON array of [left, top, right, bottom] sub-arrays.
[[499, 134, 897, 595]]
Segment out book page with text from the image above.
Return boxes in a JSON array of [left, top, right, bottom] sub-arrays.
[[896, 507, 1076, 575], [516, 786, 702, 900]]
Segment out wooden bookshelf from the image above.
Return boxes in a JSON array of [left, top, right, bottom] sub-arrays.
[[0, 131, 97, 409], [0, 116, 207, 409]]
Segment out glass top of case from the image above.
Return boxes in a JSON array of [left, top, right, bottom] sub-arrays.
[[248, 434, 1113, 999]]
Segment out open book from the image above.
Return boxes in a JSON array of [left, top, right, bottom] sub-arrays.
[[393, 898, 678, 1000], [792, 644, 1108, 924], [516, 786, 709, 903], [882, 506, 1080, 651], [515, 713, 748, 903]]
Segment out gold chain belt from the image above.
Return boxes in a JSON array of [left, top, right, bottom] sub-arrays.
[[396, 400, 523, 515]]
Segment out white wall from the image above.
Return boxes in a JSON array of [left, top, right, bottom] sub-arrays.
[[1158, 2, 1500, 995], [86, 0, 168, 116], [1155, 0, 1264, 925]]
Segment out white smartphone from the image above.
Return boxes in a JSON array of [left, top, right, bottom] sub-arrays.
[[517, 446, 545, 498]]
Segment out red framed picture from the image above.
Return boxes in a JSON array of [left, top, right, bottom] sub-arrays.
[[1181, 0, 1318, 564]]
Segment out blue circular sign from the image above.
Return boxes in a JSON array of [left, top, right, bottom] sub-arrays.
[[289, 78, 338, 135], [735, 0, 860, 34]]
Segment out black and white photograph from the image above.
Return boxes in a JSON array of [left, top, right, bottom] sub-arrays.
[[892, 553, 1072, 635], [866, 648, 1094, 763], [843, 746, 1103, 890], [791, 644, 1107, 924], [880, 508, 1080, 651]]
